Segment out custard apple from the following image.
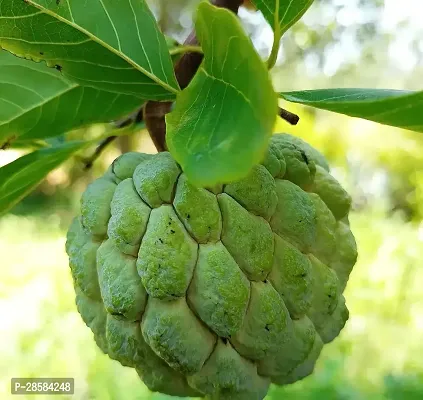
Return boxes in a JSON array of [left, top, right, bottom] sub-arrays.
[[66, 133, 357, 399]]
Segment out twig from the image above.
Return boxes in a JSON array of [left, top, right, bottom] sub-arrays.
[[1, 134, 17, 150], [113, 108, 144, 128], [143, 101, 172, 152], [144, 0, 244, 152], [83, 108, 144, 169], [83, 136, 118, 170], [279, 107, 300, 125]]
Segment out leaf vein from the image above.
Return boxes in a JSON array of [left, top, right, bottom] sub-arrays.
[[0, 36, 92, 46], [0, 85, 78, 126], [65, 0, 75, 23], [0, 11, 43, 19], [0, 80, 46, 100], [201, 69, 253, 113], [128, 0, 152, 72], [24, 0, 178, 94], [0, 97, 25, 111], [98, 0, 122, 51]]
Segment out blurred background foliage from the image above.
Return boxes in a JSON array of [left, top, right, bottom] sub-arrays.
[[1, 0, 423, 399]]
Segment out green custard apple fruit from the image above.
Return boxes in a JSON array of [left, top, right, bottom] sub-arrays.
[[66, 133, 357, 399]]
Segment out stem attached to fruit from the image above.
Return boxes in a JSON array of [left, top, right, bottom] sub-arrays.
[[143, 101, 172, 152], [144, 0, 244, 152]]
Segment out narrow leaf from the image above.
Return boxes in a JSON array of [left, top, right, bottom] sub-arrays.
[[280, 88, 423, 132], [253, 0, 315, 36], [6, 139, 49, 150], [0, 0, 179, 99], [166, 2, 278, 186], [0, 141, 86, 215], [0, 50, 142, 146]]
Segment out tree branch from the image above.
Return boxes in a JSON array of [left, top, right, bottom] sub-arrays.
[[144, 0, 244, 152], [143, 101, 172, 152]]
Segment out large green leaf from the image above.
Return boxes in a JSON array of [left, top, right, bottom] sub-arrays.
[[280, 88, 423, 132], [0, 0, 179, 99], [0, 50, 142, 146], [0, 141, 86, 215], [166, 2, 278, 186], [252, 0, 315, 36]]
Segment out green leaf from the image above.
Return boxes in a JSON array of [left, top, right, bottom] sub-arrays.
[[0, 141, 86, 216], [166, 2, 278, 186], [6, 138, 50, 150], [0, 50, 143, 146], [0, 0, 179, 99], [252, 0, 315, 36], [280, 88, 423, 132]]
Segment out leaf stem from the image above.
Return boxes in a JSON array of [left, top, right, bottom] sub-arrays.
[[169, 45, 203, 56], [267, 0, 281, 69], [267, 32, 281, 69]]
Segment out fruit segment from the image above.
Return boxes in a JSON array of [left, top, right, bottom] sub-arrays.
[[66, 133, 357, 399]]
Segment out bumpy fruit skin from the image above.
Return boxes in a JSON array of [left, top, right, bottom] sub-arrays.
[[66, 134, 357, 399]]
